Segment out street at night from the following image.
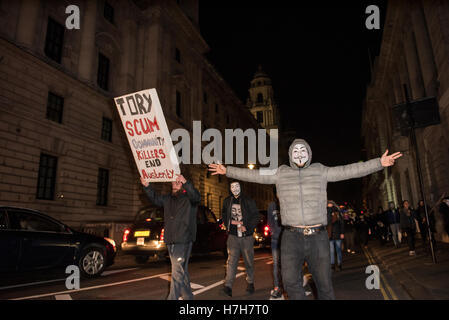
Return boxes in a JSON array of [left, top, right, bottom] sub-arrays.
[[0, 245, 412, 301], [2, 1, 449, 316]]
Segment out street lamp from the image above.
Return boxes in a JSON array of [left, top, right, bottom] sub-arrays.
[[248, 163, 255, 170]]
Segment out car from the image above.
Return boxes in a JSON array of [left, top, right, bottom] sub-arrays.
[[254, 210, 271, 248], [0, 206, 116, 278], [121, 205, 228, 263]]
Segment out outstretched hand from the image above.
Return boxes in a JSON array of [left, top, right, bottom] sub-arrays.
[[208, 163, 226, 175], [380, 149, 402, 167]]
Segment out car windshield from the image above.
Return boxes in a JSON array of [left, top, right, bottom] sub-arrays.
[[135, 208, 164, 222]]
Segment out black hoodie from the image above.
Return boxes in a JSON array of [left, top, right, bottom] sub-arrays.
[[143, 180, 200, 244], [221, 183, 259, 237]]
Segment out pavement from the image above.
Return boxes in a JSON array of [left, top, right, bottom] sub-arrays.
[[366, 236, 449, 300]]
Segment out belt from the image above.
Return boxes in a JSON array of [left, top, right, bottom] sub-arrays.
[[285, 225, 326, 236]]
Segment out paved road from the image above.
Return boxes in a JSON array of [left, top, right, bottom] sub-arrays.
[[0, 247, 410, 300]]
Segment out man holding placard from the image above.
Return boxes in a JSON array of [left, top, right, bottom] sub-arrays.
[[115, 89, 199, 299], [140, 174, 200, 300]]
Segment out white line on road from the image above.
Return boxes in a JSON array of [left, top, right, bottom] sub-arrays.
[[237, 266, 245, 271], [54, 294, 72, 300], [0, 278, 66, 291], [10, 272, 170, 301], [266, 261, 273, 265], [159, 275, 204, 289], [192, 272, 245, 296], [102, 268, 138, 276]]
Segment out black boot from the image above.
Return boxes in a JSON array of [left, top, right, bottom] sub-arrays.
[[246, 283, 255, 294], [222, 286, 232, 297]]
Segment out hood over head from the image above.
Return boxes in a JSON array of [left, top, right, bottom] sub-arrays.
[[288, 138, 312, 169]]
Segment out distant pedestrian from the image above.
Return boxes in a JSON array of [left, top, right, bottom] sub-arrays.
[[386, 202, 401, 248], [400, 200, 416, 256], [376, 206, 388, 245], [327, 202, 345, 271], [343, 210, 356, 254], [140, 174, 200, 300], [357, 213, 370, 249], [439, 197, 449, 237], [221, 181, 259, 297], [416, 200, 431, 245], [267, 188, 283, 298]]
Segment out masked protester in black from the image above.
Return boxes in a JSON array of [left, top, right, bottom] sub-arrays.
[[221, 181, 259, 297]]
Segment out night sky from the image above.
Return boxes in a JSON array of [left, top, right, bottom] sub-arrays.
[[198, 0, 386, 207]]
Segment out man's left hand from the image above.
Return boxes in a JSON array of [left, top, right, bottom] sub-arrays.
[[176, 174, 187, 184], [380, 149, 403, 167]]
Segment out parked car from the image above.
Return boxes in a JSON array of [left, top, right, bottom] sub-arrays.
[[0, 206, 116, 278], [254, 210, 271, 248], [121, 205, 228, 263]]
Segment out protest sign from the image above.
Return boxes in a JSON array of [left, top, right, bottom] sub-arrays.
[[114, 88, 180, 182]]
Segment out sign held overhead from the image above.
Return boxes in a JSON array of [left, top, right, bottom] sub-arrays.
[[114, 89, 180, 182]]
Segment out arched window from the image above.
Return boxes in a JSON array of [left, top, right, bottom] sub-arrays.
[[257, 93, 263, 103]]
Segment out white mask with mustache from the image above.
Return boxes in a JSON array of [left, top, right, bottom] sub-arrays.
[[230, 182, 241, 197], [292, 144, 309, 167]]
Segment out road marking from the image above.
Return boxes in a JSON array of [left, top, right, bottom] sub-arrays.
[[54, 294, 72, 300], [193, 272, 245, 296], [10, 272, 170, 300], [237, 266, 245, 271], [159, 275, 204, 289], [0, 268, 139, 291], [102, 268, 138, 276], [365, 248, 398, 300], [266, 261, 273, 265], [0, 278, 66, 291]]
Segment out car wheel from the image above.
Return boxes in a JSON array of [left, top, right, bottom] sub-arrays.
[[79, 246, 106, 278], [135, 255, 149, 264]]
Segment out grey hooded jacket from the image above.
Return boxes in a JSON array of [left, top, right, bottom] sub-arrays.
[[226, 138, 383, 227]]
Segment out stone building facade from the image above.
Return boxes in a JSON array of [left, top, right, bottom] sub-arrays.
[[361, 0, 449, 241], [0, 0, 272, 240]]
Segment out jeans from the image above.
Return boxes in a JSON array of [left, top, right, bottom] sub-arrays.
[[390, 223, 401, 246], [167, 242, 193, 300], [225, 234, 255, 288], [329, 239, 342, 265], [281, 228, 335, 300], [271, 238, 281, 288]]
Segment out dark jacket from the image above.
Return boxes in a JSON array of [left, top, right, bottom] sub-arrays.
[[386, 208, 400, 225], [143, 181, 200, 244], [222, 191, 259, 237], [327, 207, 345, 240], [267, 201, 282, 241], [399, 208, 416, 230]]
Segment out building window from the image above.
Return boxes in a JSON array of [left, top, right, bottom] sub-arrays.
[[36, 154, 58, 200], [96, 168, 109, 206], [215, 104, 219, 113], [104, 2, 114, 24], [175, 47, 181, 63], [101, 117, 112, 142], [257, 93, 263, 103], [97, 53, 110, 91], [176, 91, 182, 117], [226, 114, 230, 125], [256, 111, 263, 123], [203, 92, 208, 104], [44, 18, 64, 63], [46, 92, 64, 123]]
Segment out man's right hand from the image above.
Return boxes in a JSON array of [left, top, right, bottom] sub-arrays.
[[208, 163, 226, 175], [140, 176, 150, 187]]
